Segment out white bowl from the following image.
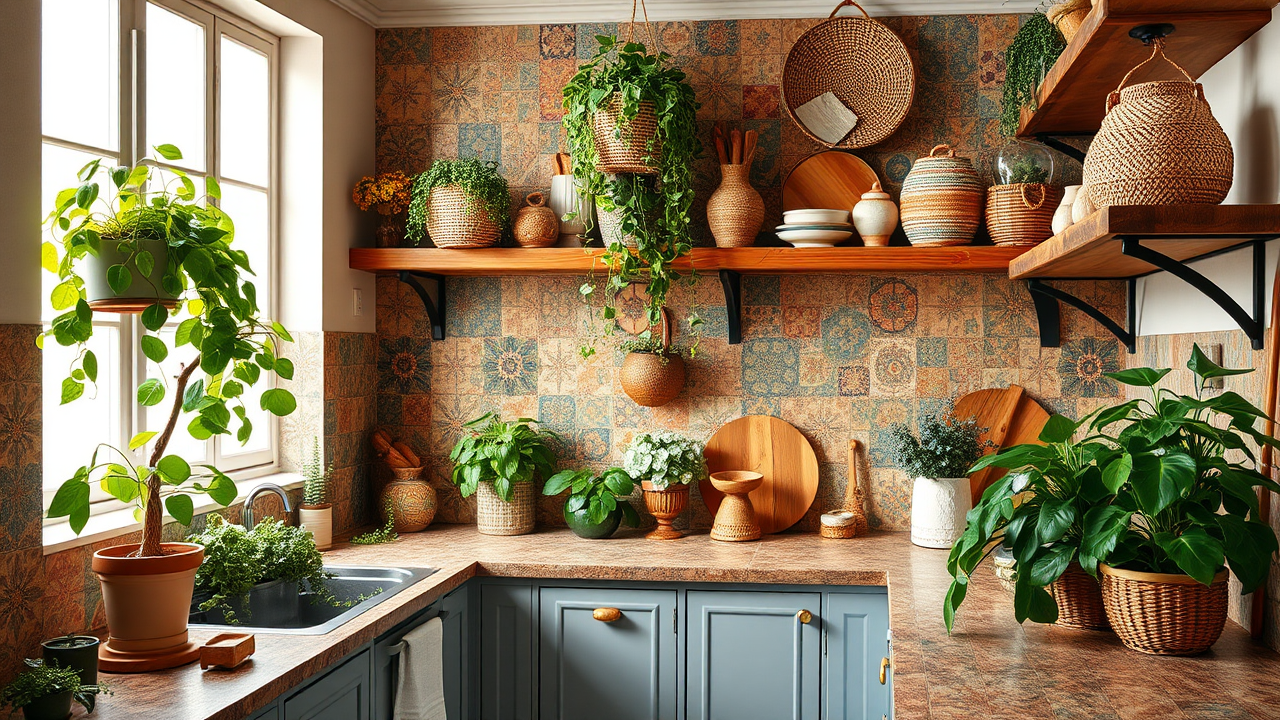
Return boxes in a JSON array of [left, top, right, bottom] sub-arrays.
[[776, 228, 852, 247], [783, 209, 850, 226], [775, 223, 853, 231]]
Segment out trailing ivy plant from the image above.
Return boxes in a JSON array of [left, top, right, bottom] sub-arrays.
[[1000, 13, 1066, 136], [562, 35, 702, 356], [449, 413, 558, 501], [405, 158, 511, 246], [41, 145, 297, 557], [351, 500, 400, 545]]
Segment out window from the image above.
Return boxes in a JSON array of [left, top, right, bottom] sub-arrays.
[[41, 0, 279, 513]]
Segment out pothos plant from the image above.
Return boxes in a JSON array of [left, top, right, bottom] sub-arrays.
[[543, 467, 641, 527], [562, 35, 702, 356], [449, 413, 558, 501], [42, 145, 298, 557]]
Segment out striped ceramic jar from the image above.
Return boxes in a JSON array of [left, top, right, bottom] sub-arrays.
[[899, 144, 985, 247]]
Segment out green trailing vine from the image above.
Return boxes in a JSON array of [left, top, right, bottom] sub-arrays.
[[351, 499, 400, 545], [1000, 13, 1066, 136], [562, 35, 702, 356], [405, 158, 511, 247], [619, 334, 689, 364]]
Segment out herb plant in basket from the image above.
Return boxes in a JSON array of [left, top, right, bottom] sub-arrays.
[[405, 158, 511, 248], [543, 467, 641, 539], [42, 144, 297, 671], [886, 411, 990, 549], [623, 431, 707, 540], [299, 437, 335, 550], [450, 413, 559, 536]]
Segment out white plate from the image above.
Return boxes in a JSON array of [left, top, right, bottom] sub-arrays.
[[775, 223, 853, 231], [776, 228, 853, 247], [783, 209, 850, 226]]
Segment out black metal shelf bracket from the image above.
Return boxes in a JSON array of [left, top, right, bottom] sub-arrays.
[[1027, 278, 1137, 353], [719, 269, 743, 344], [1034, 134, 1087, 164], [398, 270, 446, 341]]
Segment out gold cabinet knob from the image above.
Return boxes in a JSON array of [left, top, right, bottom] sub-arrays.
[[593, 607, 622, 622], [879, 657, 891, 685], [796, 609, 812, 624]]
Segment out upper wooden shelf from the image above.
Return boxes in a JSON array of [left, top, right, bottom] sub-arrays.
[[349, 246, 1029, 276], [1017, 0, 1277, 137], [1008, 204, 1280, 279]]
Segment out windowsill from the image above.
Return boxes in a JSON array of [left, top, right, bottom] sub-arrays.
[[42, 472, 304, 556]]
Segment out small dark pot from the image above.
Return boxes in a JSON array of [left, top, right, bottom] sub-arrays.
[[42, 635, 99, 686], [564, 505, 622, 539], [22, 690, 72, 720]]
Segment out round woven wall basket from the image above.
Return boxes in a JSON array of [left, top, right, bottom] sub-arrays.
[[899, 144, 984, 246], [1099, 564, 1228, 655], [783, 0, 916, 149], [1048, 562, 1109, 631], [427, 185, 501, 248], [593, 97, 661, 175], [986, 183, 1063, 247]]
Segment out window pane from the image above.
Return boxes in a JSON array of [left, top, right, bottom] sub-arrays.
[[220, 185, 270, 308], [43, 325, 122, 492], [43, 0, 119, 150], [219, 36, 269, 187], [146, 2, 205, 170], [144, 327, 208, 465], [41, 143, 114, 323]]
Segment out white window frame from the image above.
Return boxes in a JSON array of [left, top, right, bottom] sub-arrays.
[[40, 0, 281, 515]]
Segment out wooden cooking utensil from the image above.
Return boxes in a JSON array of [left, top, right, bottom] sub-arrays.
[[782, 149, 879, 212], [953, 385, 1051, 500], [820, 438, 868, 539], [701, 415, 820, 534]]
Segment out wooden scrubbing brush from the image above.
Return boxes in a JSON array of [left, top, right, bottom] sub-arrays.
[[820, 439, 869, 539]]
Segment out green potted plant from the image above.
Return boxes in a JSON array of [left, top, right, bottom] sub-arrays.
[[42, 145, 297, 670], [618, 308, 689, 407], [405, 158, 510, 249], [40, 634, 100, 687], [543, 467, 641, 539], [999, 12, 1066, 137], [2, 659, 108, 719], [622, 431, 707, 540], [986, 139, 1062, 246], [562, 35, 701, 353], [449, 413, 558, 536], [299, 437, 334, 550], [886, 411, 990, 549]]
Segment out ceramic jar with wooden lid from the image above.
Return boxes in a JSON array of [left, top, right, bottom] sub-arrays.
[[513, 191, 560, 247], [899, 144, 984, 247]]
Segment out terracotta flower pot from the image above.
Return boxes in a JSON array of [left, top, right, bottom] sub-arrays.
[[92, 542, 204, 672], [641, 482, 689, 540], [379, 471, 438, 533], [298, 504, 333, 550]]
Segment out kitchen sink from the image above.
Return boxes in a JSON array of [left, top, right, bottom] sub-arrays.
[[189, 565, 437, 635]]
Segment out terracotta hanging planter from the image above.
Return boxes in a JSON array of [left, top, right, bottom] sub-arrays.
[[92, 542, 204, 672], [620, 308, 686, 407]]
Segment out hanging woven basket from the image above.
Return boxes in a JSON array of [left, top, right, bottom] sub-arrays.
[[986, 183, 1063, 247], [593, 97, 662, 175], [620, 307, 686, 407]]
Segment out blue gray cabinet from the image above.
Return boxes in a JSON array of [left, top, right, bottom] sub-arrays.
[[538, 587, 678, 720], [479, 581, 534, 720], [686, 590, 822, 720], [246, 702, 278, 720], [825, 592, 892, 720], [372, 586, 469, 720], [282, 648, 372, 720]]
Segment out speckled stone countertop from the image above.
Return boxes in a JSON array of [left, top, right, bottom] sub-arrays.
[[82, 525, 1280, 720]]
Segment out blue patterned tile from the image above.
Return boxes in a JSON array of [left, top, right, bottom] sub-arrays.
[[917, 338, 948, 367], [576, 397, 611, 427], [695, 20, 739, 55], [745, 276, 780, 306], [447, 277, 501, 336], [576, 23, 619, 58], [575, 428, 612, 462], [741, 338, 799, 395], [458, 123, 501, 164], [821, 308, 872, 361], [483, 336, 539, 395], [982, 277, 1035, 337], [539, 395, 576, 430], [539, 24, 576, 59], [1059, 337, 1121, 398], [378, 336, 432, 394]]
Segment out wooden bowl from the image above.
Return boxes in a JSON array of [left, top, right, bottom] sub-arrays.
[[709, 471, 764, 495]]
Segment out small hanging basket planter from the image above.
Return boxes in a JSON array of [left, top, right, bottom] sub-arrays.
[[593, 97, 662, 175], [620, 308, 686, 407]]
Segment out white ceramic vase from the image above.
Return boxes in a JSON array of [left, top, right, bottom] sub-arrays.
[[299, 505, 333, 550], [910, 476, 972, 549], [549, 174, 592, 243], [1071, 185, 1096, 225], [1052, 185, 1081, 236], [851, 181, 899, 247]]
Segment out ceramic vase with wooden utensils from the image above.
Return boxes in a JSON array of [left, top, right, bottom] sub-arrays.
[[548, 153, 592, 244], [707, 124, 764, 247]]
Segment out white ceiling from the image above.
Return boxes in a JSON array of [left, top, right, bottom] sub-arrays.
[[330, 0, 1040, 28]]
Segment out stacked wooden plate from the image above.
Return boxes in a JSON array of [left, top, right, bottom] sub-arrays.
[[776, 209, 852, 247]]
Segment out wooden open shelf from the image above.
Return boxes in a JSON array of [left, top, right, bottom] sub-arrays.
[[350, 246, 1029, 276], [1009, 204, 1280, 279], [1017, 0, 1276, 137]]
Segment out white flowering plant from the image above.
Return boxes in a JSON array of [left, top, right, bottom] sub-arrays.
[[622, 431, 707, 490]]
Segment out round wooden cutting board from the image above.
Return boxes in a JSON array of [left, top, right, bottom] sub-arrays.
[[701, 415, 820, 534], [781, 150, 879, 212]]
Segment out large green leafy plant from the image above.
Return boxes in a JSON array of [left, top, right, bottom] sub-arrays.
[[449, 413, 558, 501], [543, 467, 641, 527], [562, 35, 701, 353], [42, 145, 297, 557]]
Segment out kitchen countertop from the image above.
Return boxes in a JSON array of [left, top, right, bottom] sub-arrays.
[[83, 525, 1280, 720]]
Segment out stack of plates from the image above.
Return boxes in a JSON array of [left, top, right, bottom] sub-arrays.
[[776, 209, 852, 248]]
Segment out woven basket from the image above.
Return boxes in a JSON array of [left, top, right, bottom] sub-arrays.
[[1083, 40, 1233, 209], [1048, 562, 1109, 631], [513, 192, 559, 248], [1099, 564, 1229, 655], [707, 164, 764, 247], [427, 185, 502, 248], [709, 471, 763, 542], [783, 0, 915, 149], [1047, 0, 1090, 42], [986, 183, 1063, 247], [900, 144, 984, 246], [593, 97, 661, 175], [619, 308, 685, 407], [475, 480, 536, 536]]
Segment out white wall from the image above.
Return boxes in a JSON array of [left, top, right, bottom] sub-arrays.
[[1136, 5, 1280, 338], [0, 0, 43, 325]]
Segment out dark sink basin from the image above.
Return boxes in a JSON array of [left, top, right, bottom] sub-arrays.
[[189, 565, 437, 635]]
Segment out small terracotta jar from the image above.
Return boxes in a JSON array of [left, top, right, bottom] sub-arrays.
[[379, 467, 437, 533], [513, 192, 559, 248], [851, 181, 898, 247]]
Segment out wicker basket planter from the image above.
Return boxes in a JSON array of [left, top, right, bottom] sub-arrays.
[[427, 184, 502, 248], [900, 145, 984, 247], [986, 183, 1063, 247], [592, 97, 661, 175], [1048, 562, 1109, 631], [1099, 564, 1229, 655], [619, 308, 685, 407], [476, 480, 536, 536]]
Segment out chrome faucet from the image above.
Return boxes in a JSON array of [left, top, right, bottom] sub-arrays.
[[242, 482, 294, 530]]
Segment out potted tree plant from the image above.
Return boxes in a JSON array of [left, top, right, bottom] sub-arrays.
[[449, 413, 558, 536], [887, 411, 990, 549], [562, 34, 701, 353], [42, 145, 297, 671], [623, 431, 707, 540], [299, 437, 334, 550], [2, 659, 107, 720], [405, 158, 510, 249], [543, 467, 641, 539]]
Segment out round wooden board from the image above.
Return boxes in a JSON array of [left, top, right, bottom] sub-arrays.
[[701, 415, 820, 534], [781, 150, 879, 213]]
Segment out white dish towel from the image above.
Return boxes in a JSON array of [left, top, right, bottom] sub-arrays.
[[393, 615, 447, 720]]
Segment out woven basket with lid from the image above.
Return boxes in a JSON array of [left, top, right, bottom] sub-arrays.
[[427, 185, 502, 248], [986, 183, 1063, 247], [900, 144, 984, 246], [1099, 564, 1228, 655]]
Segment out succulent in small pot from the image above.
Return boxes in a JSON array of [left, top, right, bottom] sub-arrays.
[[623, 431, 707, 540], [886, 410, 990, 549], [543, 467, 641, 539], [299, 437, 335, 550], [619, 308, 689, 408], [450, 413, 558, 536], [405, 158, 510, 248], [2, 658, 109, 720]]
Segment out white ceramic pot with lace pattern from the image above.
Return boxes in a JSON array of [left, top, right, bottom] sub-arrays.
[[910, 476, 971, 548]]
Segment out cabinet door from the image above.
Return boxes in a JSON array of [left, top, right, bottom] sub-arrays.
[[372, 585, 469, 720], [247, 702, 279, 720], [686, 591, 821, 720], [284, 648, 371, 720], [480, 582, 534, 720], [825, 592, 891, 720], [539, 587, 678, 720]]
